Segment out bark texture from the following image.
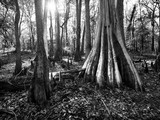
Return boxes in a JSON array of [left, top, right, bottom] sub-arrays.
[[158, 4, 160, 53], [64, 0, 70, 47], [54, 0, 62, 61], [151, 12, 155, 51], [83, 0, 143, 91], [14, 0, 22, 75], [74, 0, 82, 61], [43, 0, 49, 57], [49, 11, 54, 57], [81, 24, 85, 55], [117, 0, 125, 44], [29, 0, 51, 106], [85, 0, 91, 58]]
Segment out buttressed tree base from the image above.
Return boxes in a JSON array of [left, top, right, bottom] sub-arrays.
[[83, 0, 144, 91]]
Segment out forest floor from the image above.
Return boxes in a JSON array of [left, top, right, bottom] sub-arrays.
[[0, 51, 160, 120]]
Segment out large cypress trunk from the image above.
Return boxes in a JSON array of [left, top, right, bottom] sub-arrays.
[[29, 0, 51, 106], [83, 0, 143, 91], [117, 0, 125, 44]]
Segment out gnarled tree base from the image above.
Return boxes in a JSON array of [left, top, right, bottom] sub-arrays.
[[82, 0, 144, 91]]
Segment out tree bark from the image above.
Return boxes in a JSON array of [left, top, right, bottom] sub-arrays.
[[14, 0, 22, 75], [117, 0, 125, 44], [30, 23, 35, 51], [85, 0, 91, 58], [54, 0, 62, 61], [81, 24, 85, 55], [158, 4, 160, 53], [29, 0, 51, 106], [151, 12, 155, 51], [74, 0, 82, 61], [43, 0, 49, 57], [141, 35, 144, 51], [83, 0, 144, 91], [49, 11, 54, 57], [64, 0, 70, 47]]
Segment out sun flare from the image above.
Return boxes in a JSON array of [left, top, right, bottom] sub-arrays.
[[43, 0, 65, 16], [47, 0, 56, 15]]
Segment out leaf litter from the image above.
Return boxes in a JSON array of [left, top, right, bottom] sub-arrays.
[[1, 54, 160, 119]]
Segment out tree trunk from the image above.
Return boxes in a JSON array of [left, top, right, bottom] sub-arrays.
[[141, 35, 144, 52], [151, 12, 155, 51], [29, 0, 51, 106], [81, 24, 85, 55], [49, 11, 54, 57], [85, 0, 91, 59], [30, 23, 35, 51], [117, 0, 125, 44], [74, 0, 82, 61], [83, 0, 144, 91], [61, 26, 64, 47], [65, 0, 70, 47], [14, 0, 22, 75], [43, 0, 49, 57], [54, 0, 62, 61], [158, 4, 160, 53]]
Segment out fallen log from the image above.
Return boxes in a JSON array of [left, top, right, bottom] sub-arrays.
[[0, 76, 32, 92], [0, 69, 86, 92], [50, 68, 86, 80], [0, 81, 30, 92], [57, 68, 85, 74], [133, 58, 142, 63]]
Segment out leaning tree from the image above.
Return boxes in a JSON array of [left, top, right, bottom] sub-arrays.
[[28, 0, 51, 106], [82, 0, 144, 91]]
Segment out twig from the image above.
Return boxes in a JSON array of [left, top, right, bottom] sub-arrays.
[[100, 98, 110, 115], [59, 71, 61, 82], [10, 110, 18, 120], [86, 88, 111, 116], [14, 68, 24, 80], [0, 109, 17, 120]]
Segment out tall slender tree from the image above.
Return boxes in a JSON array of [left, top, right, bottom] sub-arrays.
[[82, 0, 143, 91], [74, 0, 82, 61], [14, 0, 22, 75], [81, 23, 85, 55], [29, 0, 51, 106], [64, 0, 70, 47], [84, 0, 91, 58], [54, 0, 62, 61], [43, 0, 49, 57], [49, 11, 54, 57], [157, 1, 160, 53]]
